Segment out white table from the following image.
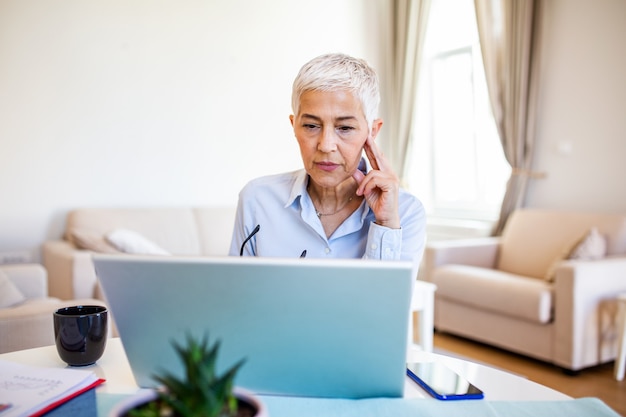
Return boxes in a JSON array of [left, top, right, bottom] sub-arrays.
[[410, 280, 437, 352], [615, 292, 626, 381], [0, 338, 570, 402]]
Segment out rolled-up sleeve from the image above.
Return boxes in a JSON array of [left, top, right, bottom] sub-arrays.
[[364, 222, 402, 260]]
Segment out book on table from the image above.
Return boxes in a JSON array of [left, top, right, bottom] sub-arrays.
[[0, 359, 105, 417]]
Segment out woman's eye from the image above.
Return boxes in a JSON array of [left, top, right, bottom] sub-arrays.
[[337, 126, 355, 132], [303, 124, 319, 130]]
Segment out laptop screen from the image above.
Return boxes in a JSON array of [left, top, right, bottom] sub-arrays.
[[94, 255, 413, 398]]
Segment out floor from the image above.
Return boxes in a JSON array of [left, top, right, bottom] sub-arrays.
[[433, 331, 626, 417]]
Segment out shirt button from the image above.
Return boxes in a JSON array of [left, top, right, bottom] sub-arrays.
[[371, 244, 378, 250], [325, 247, 331, 254]]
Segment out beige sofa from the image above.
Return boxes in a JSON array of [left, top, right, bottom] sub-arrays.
[[0, 263, 106, 353], [42, 206, 236, 301], [421, 209, 626, 372]]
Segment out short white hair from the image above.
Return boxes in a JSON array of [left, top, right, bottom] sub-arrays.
[[291, 53, 380, 128]]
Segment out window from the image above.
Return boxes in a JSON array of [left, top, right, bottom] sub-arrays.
[[406, 0, 510, 224]]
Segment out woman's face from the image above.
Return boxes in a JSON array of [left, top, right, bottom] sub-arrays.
[[290, 90, 380, 190]]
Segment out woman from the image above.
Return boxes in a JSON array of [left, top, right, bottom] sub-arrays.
[[229, 53, 426, 268]]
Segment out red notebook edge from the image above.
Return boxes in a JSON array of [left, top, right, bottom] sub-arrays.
[[30, 378, 106, 417]]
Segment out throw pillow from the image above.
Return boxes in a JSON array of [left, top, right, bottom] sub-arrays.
[[0, 270, 26, 308], [544, 227, 607, 282], [71, 229, 121, 254], [105, 229, 170, 255], [568, 227, 607, 260]]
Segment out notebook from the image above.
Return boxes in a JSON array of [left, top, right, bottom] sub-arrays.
[[93, 254, 413, 399]]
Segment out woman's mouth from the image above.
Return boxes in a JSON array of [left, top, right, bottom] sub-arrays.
[[316, 162, 339, 172]]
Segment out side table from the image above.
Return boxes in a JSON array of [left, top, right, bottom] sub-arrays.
[[410, 280, 436, 352], [615, 292, 626, 381]]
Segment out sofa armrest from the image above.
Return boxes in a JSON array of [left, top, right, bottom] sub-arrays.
[[552, 256, 626, 370], [42, 240, 76, 299], [0, 264, 47, 299], [42, 240, 99, 300], [420, 237, 501, 282]]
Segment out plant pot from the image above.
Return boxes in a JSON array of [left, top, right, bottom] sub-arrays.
[[109, 386, 268, 417]]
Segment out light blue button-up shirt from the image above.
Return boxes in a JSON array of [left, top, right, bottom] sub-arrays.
[[229, 166, 426, 269]]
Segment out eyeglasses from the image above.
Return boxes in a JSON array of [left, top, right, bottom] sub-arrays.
[[239, 224, 307, 258], [239, 224, 260, 256]]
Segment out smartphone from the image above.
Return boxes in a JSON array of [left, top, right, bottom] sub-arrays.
[[406, 361, 484, 400]]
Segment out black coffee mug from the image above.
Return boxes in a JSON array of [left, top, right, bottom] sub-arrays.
[[54, 305, 108, 366]]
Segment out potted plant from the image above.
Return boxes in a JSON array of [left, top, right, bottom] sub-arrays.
[[110, 334, 268, 417]]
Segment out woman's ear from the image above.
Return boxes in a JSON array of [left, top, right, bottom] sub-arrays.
[[370, 118, 383, 140], [289, 114, 295, 127]]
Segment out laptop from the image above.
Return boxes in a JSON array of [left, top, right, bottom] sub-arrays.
[[93, 254, 413, 399]]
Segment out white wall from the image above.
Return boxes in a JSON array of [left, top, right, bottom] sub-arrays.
[[528, 0, 626, 210], [0, 0, 383, 258], [1, 0, 625, 260]]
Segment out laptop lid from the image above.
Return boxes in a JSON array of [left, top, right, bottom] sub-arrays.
[[93, 255, 413, 399]]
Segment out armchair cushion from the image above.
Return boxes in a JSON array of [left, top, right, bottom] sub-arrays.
[[545, 227, 607, 281], [433, 265, 553, 324], [0, 271, 26, 308]]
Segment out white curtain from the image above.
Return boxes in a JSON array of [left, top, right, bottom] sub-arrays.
[[380, 0, 431, 181], [474, 0, 544, 235]]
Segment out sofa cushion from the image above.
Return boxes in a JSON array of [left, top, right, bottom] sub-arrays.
[[66, 208, 202, 255], [105, 229, 170, 255], [0, 270, 26, 308], [71, 229, 121, 254], [433, 265, 553, 324], [497, 209, 626, 279], [194, 207, 237, 256]]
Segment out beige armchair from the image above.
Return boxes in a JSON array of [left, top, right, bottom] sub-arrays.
[[0, 264, 106, 353], [421, 209, 626, 372]]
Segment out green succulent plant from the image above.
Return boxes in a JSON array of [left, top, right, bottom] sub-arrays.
[[128, 333, 246, 417]]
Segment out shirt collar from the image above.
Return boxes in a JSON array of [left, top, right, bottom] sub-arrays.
[[286, 169, 309, 208]]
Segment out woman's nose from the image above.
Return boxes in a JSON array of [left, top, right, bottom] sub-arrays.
[[317, 127, 337, 152]]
